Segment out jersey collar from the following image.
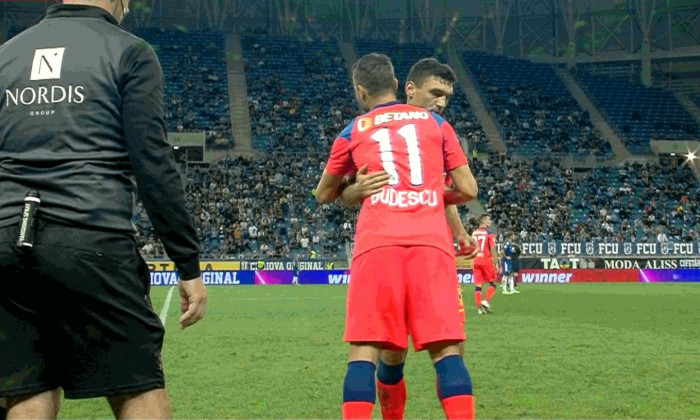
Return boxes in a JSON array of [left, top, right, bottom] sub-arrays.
[[371, 101, 402, 110], [45, 4, 119, 26]]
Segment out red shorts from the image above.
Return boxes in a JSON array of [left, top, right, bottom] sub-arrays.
[[473, 264, 496, 286], [345, 246, 465, 351]]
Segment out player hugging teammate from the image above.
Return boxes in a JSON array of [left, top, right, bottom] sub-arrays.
[[316, 53, 478, 420]]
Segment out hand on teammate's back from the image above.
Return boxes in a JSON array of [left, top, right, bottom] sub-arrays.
[[354, 164, 390, 198], [178, 277, 208, 330]]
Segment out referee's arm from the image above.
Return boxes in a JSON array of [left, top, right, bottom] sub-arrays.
[[120, 41, 202, 281]]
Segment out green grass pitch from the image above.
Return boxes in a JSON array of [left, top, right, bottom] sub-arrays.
[[57, 283, 700, 419]]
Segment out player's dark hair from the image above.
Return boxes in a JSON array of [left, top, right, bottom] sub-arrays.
[[478, 213, 491, 224], [352, 53, 396, 96], [406, 58, 457, 87]]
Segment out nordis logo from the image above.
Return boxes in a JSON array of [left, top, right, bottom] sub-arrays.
[[30, 47, 65, 81], [5, 47, 86, 116], [5, 85, 85, 106]]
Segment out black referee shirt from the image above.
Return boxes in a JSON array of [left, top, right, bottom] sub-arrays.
[[0, 4, 201, 279]]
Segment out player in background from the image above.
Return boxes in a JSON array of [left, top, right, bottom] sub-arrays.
[[500, 232, 520, 294], [291, 258, 300, 285], [472, 214, 500, 315], [341, 58, 477, 420], [511, 237, 522, 292], [316, 53, 478, 420]]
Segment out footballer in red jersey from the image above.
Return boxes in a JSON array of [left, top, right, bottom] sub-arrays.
[[337, 58, 477, 420], [472, 213, 500, 314], [316, 53, 477, 420]]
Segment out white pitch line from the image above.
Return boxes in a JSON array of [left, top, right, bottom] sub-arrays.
[[159, 286, 176, 326]]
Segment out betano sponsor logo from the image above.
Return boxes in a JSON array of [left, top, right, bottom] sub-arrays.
[[357, 117, 372, 132], [374, 111, 429, 125]]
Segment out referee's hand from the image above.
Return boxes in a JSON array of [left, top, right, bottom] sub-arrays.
[[177, 276, 208, 330]]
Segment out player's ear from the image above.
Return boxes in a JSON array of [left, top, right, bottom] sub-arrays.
[[405, 81, 415, 99], [359, 85, 371, 103], [353, 83, 362, 101], [393, 77, 399, 94]]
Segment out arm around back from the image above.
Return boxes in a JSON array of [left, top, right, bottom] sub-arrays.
[[445, 165, 478, 205]]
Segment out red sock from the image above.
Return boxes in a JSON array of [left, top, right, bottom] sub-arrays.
[[342, 401, 374, 419], [474, 290, 483, 307], [486, 285, 496, 301], [377, 378, 406, 419], [441, 395, 475, 420]]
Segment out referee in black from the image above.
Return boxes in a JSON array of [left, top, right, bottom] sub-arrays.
[[0, 1, 207, 418]]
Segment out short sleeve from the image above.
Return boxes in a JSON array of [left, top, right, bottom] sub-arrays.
[[325, 138, 354, 177]]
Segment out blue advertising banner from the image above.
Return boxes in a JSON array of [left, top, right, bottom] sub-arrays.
[[151, 270, 475, 285], [639, 269, 700, 283], [150, 270, 350, 286]]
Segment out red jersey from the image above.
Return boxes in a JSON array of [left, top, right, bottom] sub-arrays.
[[472, 227, 496, 267], [325, 102, 468, 258]]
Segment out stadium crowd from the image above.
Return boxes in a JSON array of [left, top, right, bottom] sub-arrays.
[[7, 27, 696, 259], [133, 29, 234, 150], [474, 158, 699, 244], [125, 34, 698, 260], [135, 153, 357, 259], [243, 36, 357, 154], [134, 154, 699, 260], [464, 52, 614, 157], [484, 83, 613, 157]]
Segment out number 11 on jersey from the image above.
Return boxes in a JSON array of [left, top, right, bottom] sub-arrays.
[[370, 123, 424, 186]]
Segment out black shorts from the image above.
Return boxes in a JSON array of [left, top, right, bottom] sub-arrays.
[[0, 221, 165, 399]]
